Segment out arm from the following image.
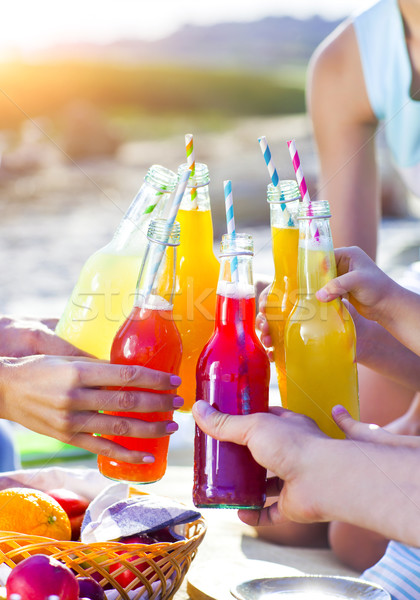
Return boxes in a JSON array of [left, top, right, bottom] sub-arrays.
[[193, 401, 420, 547], [317, 246, 420, 357], [0, 356, 183, 462], [308, 21, 380, 259]]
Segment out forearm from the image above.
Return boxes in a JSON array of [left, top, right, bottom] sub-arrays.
[[313, 438, 420, 545], [359, 319, 420, 389], [378, 285, 420, 356]]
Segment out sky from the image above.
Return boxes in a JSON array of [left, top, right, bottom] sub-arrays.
[[1, 0, 369, 55]]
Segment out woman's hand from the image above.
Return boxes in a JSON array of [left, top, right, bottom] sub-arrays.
[[0, 356, 183, 463], [0, 315, 91, 358]]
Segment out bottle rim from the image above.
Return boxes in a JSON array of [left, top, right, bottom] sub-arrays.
[[297, 200, 332, 219], [267, 180, 301, 204], [145, 165, 178, 193], [178, 162, 210, 188], [147, 218, 181, 246], [219, 232, 254, 257]]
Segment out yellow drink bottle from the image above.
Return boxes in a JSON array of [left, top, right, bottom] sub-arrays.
[[284, 200, 359, 438], [265, 180, 300, 405], [173, 162, 219, 411], [55, 165, 178, 358]]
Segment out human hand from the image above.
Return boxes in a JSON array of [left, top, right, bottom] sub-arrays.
[[255, 285, 274, 360], [192, 401, 328, 527], [0, 315, 90, 358], [315, 246, 397, 322], [0, 356, 183, 463]]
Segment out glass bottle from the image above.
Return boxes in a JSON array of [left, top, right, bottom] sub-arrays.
[[284, 200, 359, 438], [264, 180, 300, 406], [172, 162, 219, 412], [55, 165, 178, 359], [97, 218, 182, 484], [193, 233, 270, 508]]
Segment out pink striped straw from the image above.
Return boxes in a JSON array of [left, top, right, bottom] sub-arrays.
[[287, 139, 310, 204]]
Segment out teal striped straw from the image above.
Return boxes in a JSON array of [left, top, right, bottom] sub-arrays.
[[258, 135, 294, 227], [224, 179, 239, 282]]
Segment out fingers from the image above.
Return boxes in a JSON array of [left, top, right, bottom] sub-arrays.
[[71, 388, 183, 413], [316, 272, 359, 302], [266, 476, 284, 497], [63, 432, 157, 464], [332, 405, 385, 442], [68, 411, 177, 438], [256, 312, 273, 351], [238, 502, 286, 527], [192, 401, 248, 445], [71, 361, 181, 391]]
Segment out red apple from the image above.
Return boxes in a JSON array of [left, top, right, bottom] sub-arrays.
[[6, 555, 79, 600], [77, 576, 105, 600], [46, 488, 90, 517], [109, 534, 161, 589], [151, 527, 186, 543]]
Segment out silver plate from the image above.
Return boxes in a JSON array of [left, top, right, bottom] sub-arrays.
[[231, 576, 391, 600]]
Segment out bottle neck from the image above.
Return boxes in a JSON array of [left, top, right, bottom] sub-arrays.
[[111, 183, 174, 254], [297, 218, 337, 296], [215, 254, 255, 332], [269, 200, 299, 229], [180, 183, 211, 211], [134, 239, 177, 310]]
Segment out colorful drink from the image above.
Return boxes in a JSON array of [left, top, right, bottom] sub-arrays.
[[264, 181, 300, 405], [98, 219, 182, 483], [284, 201, 359, 439], [193, 233, 270, 509], [55, 165, 178, 359], [174, 163, 219, 411]]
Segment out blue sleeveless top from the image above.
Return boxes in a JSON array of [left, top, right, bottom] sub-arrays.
[[353, 0, 420, 197]]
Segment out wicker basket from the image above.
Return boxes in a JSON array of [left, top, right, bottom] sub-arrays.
[[0, 517, 206, 600]]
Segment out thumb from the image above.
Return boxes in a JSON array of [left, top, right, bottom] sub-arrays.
[[332, 405, 384, 443], [192, 401, 247, 445], [316, 272, 360, 302], [34, 329, 93, 357]]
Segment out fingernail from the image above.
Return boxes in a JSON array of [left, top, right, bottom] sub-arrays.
[[166, 422, 179, 433], [143, 455, 155, 463], [332, 405, 348, 418], [316, 288, 328, 302], [173, 396, 184, 409], [194, 400, 215, 419], [170, 375, 182, 386]]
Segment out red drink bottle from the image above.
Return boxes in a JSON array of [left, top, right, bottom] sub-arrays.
[[193, 233, 270, 508], [97, 218, 182, 484]]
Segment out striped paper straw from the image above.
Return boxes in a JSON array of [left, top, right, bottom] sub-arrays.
[[258, 136, 279, 187], [258, 135, 294, 227], [224, 179, 239, 282], [287, 139, 310, 204], [185, 133, 198, 209], [140, 168, 191, 303]]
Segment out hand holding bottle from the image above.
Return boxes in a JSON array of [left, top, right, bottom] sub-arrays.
[[316, 246, 420, 356], [0, 355, 182, 463], [255, 285, 274, 360]]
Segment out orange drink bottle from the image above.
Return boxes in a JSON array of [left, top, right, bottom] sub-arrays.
[[173, 162, 219, 411], [97, 218, 182, 483], [55, 165, 178, 359], [284, 200, 359, 438], [264, 180, 300, 405]]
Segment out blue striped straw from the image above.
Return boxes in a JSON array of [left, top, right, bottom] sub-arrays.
[[258, 135, 294, 227], [140, 168, 191, 304], [224, 179, 239, 282], [258, 136, 279, 187]]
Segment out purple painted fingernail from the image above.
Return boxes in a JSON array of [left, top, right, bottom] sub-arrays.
[[166, 422, 179, 433], [143, 455, 155, 463], [173, 396, 184, 409], [170, 375, 182, 386], [332, 405, 348, 418]]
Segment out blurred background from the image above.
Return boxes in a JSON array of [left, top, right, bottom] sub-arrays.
[[0, 0, 419, 317]]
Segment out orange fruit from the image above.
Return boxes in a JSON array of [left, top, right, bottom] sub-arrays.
[[0, 488, 71, 540]]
